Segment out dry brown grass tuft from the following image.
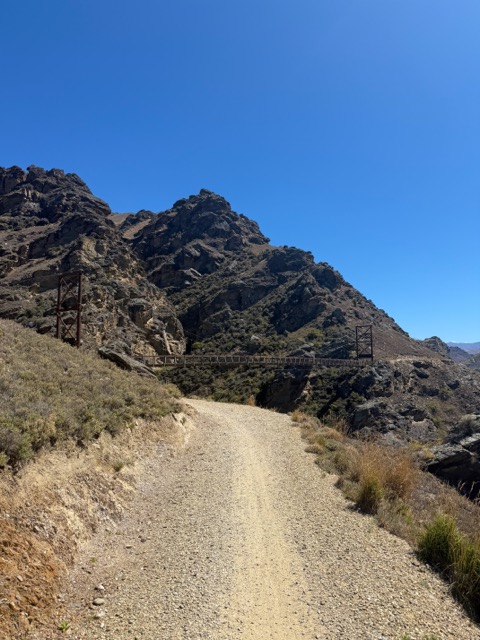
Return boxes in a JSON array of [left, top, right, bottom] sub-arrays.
[[324, 416, 350, 435], [245, 395, 256, 407], [291, 409, 311, 424], [353, 443, 416, 505]]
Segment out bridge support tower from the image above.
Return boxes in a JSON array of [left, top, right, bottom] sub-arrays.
[[355, 325, 373, 360], [56, 271, 83, 348]]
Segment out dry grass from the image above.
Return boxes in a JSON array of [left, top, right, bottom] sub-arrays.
[[297, 413, 480, 621], [291, 409, 311, 424], [245, 395, 256, 407], [352, 443, 417, 513], [0, 319, 181, 467]]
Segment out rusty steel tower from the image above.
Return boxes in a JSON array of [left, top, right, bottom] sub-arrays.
[[55, 271, 83, 348], [355, 325, 374, 360]]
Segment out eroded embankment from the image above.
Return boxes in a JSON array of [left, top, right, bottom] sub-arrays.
[[0, 411, 193, 640]]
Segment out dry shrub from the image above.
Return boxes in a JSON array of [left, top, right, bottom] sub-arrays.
[[353, 443, 416, 506], [305, 432, 327, 447], [332, 449, 350, 473], [333, 444, 358, 475], [325, 416, 349, 435], [291, 409, 306, 423], [305, 443, 326, 455], [356, 474, 384, 514], [319, 426, 344, 442], [245, 395, 256, 407], [0, 320, 181, 467], [384, 449, 416, 501]]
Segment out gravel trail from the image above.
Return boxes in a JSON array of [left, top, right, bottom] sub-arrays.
[[44, 400, 479, 640]]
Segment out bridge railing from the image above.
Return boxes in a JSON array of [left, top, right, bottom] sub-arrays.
[[133, 353, 370, 369]]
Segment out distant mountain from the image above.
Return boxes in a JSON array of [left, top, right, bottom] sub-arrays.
[[422, 337, 474, 364], [447, 342, 480, 354]]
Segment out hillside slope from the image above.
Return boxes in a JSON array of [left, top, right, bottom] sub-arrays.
[[119, 190, 480, 444], [122, 189, 432, 361]]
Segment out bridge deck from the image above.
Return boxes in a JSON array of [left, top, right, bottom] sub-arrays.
[[135, 353, 372, 369]]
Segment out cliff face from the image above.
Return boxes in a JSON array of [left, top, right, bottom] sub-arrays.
[[0, 166, 184, 355], [0, 166, 479, 452]]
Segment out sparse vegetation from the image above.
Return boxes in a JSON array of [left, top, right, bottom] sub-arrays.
[[296, 411, 480, 620], [0, 320, 181, 468]]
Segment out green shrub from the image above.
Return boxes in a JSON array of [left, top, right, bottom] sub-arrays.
[[0, 421, 33, 467], [419, 515, 480, 617], [418, 514, 460, 571], [356, 474, 384, 514]]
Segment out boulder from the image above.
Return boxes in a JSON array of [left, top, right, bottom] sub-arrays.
[[98, 346, 156, 378], [426, 416, 480, 497]]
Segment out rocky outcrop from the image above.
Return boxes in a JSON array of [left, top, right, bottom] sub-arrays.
[[422, 336, 473, 365], [98, 346, 156, 378], [119, 190, 433, 367], [426, 415, 480, 497], [0, 166, 184, 355], [126, 190, 268, 293]]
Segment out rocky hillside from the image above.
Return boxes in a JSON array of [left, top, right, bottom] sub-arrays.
[[1, 166, 479, 460], [118, 189, 433, 361], [0, 166, 184, 356], [115, 191, 479, 448]]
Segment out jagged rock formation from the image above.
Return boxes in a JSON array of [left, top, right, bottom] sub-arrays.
[[427, 415, 480, 497], [0, 166, 184, 356], [118, 190, 433, 361]]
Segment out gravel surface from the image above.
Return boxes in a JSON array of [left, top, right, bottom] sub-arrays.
[[36, 400, 480, 640]]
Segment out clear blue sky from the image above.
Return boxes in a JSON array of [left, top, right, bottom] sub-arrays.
[[2, 0, 479, 342]]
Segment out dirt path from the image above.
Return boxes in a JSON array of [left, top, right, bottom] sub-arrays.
[[226, 406, 320, 640], [37, 400, 479, 640]]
